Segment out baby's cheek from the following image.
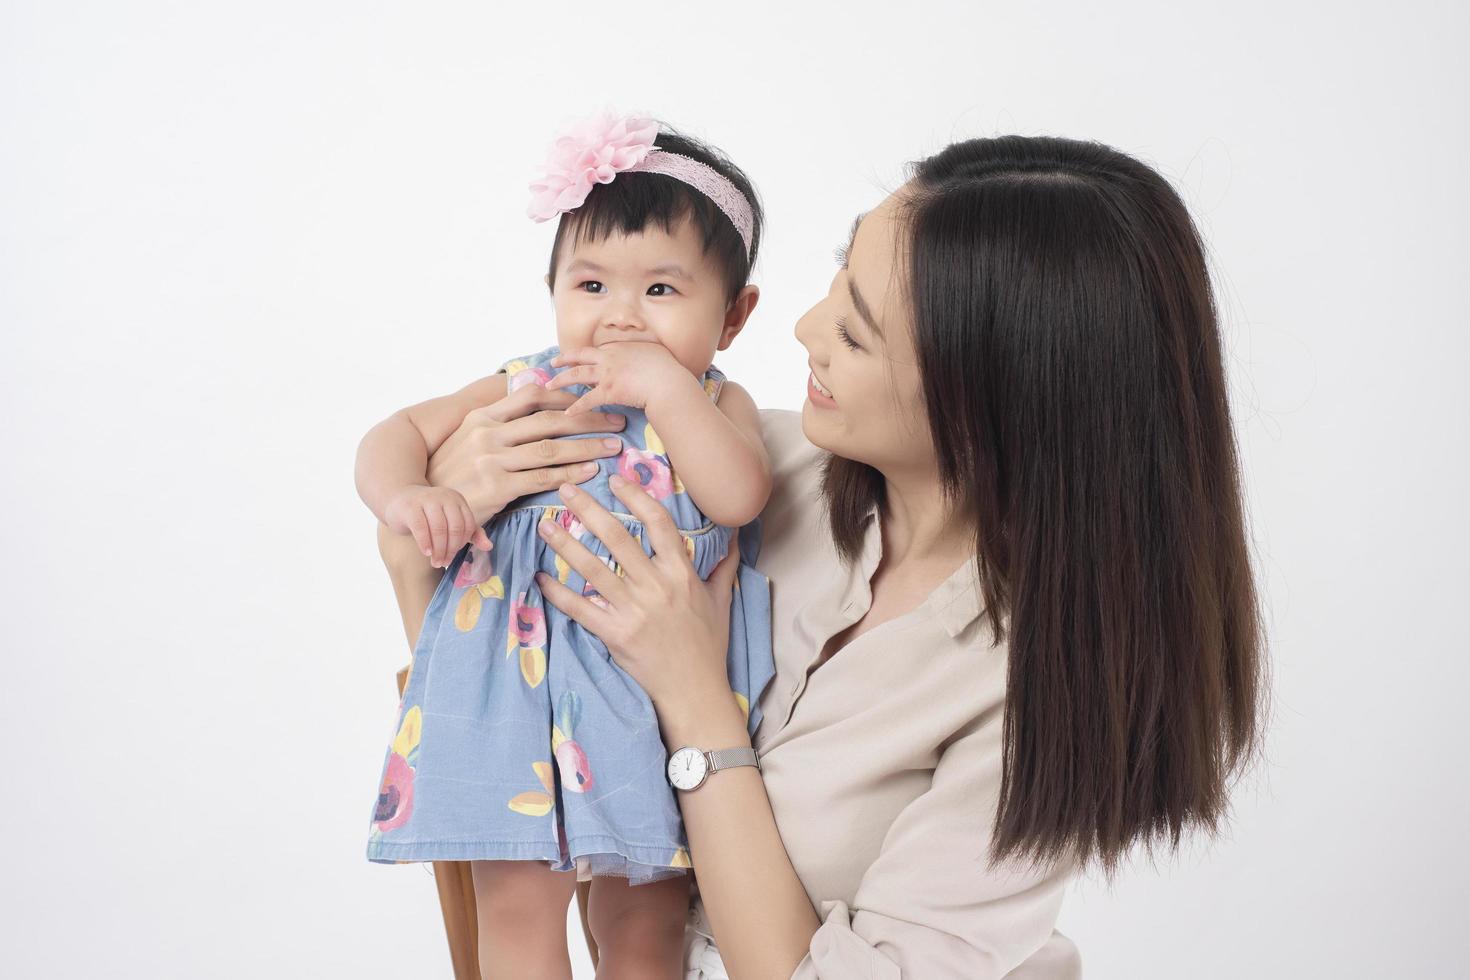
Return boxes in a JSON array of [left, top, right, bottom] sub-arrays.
[[654, 323, 724, 379], [554, 320, 598, 353]]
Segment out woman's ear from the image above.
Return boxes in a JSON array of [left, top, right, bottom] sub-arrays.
[[717, 285, 760, 350]]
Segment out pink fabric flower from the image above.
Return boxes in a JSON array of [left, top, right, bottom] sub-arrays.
[[373, 752, 415, 831], [510, 592, 547, 648], [617, 447, 674, 500], [528, 112, 660, 221], [556, 507, 588, 540], [555, 739, 594, 794], [453, 543, 494, 588]]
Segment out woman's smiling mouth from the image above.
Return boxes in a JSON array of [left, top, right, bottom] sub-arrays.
[[807, 369, 836, 407]]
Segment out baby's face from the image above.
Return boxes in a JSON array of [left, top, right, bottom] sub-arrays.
[[550, 215, 737, 377]]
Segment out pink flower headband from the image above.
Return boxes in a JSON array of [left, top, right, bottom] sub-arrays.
[[527, 112, 754, 258]]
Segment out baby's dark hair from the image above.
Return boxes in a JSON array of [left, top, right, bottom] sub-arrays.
[[546, 127, 763, 305]]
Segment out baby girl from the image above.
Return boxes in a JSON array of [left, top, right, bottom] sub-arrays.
[[357, 113, 776, 977]]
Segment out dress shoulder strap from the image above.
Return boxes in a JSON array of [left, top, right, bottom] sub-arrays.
[[701, 362, 727, 403], [495, 345, 561, 390]]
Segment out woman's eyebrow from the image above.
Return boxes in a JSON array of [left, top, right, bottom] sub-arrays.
[[847, 277, 884, 340], [841, 212, 884, 338]]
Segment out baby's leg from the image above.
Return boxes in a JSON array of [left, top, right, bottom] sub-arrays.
[[586, 872, 691, 980], [471, 859, 578, 980]]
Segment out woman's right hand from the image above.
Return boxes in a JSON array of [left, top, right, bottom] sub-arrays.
[[422, 381, 628, 551]]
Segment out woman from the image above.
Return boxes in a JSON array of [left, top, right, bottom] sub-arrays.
[[376, 135, 1264, 978]]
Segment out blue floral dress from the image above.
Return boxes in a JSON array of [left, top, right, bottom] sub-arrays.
[[365, 344, 776, 886]]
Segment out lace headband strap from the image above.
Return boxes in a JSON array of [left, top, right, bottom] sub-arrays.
[[622, 151, 753, 257], [527, 113, 754, 259]]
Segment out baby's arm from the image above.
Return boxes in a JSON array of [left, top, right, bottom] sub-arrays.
[[647, 378, 771, 528], [354, 372, 509, 561]]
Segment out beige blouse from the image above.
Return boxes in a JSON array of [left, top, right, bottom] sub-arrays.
[[687, 410, 1082, 979]]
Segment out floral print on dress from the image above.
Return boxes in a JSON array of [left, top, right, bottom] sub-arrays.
[[507, 759, 556, 816], [552, 690, 593, 794], [507, 591, 548, 688], [617, 446, 674, 500], [365, 343, 774, 887], [453, 543, 504, 632], [508, 366, 553, 393], [372, 706, 422, 832]]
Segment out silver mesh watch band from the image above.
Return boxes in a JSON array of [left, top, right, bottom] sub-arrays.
[[706, 747, 760, 772]]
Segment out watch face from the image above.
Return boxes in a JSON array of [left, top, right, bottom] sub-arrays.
[[668, 747, 708, 790]]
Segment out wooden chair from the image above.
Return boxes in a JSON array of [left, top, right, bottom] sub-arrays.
[[397, 665, 601, 978]]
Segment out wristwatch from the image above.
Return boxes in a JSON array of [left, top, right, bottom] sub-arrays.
[[667, 745, 760, 791]]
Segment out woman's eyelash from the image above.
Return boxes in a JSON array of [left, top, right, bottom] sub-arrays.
[[835, 316, 861, 350], [833, 244, 849, 267]]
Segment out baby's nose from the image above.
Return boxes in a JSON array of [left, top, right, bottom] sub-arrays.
[[602, 311, 645, 332]]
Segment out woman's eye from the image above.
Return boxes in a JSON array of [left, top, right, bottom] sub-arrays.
[[835, 316, 861, 351], [580, 281, 605, 294], [647, 283, 677, 297]]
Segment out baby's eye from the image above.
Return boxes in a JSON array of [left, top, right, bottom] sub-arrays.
[[580, 281, 605, 294], [646, 283, 677, 297]]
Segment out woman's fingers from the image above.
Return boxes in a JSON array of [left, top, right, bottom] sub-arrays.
[[504, 433, 624, 475], [469, 380, 577, 424], [535, 514, 628, 604], [555, 482, 653, 577], [506, 460, 598, 501], [498, 405, 626, 450], [533, 570, 617, 639], [710, 528, 742, 593], [607, 474, 685, 568]]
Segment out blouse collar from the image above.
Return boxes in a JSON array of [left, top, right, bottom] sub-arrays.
[[849, 507, 985, 640]]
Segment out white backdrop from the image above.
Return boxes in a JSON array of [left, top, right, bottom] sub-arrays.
[[3, 1, 1466, 977]]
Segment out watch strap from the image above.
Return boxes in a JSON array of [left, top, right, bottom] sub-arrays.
[[706, 746, 760, 773]]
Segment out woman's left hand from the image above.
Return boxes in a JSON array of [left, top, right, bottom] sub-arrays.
[[533, 473, 744, 730]]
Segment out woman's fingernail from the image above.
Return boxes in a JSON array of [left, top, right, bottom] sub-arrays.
[[558, 483, 575, 500], [603, 437, 621, 450], [580, 462, 599, 474], [609, 474, 625, 488], [538, 519, 554, 537]]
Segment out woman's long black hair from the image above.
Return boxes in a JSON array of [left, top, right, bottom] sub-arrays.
[[824, 136, 1266, 874]]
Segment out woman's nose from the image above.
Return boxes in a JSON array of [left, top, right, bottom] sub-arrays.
[[793, 299, 823, 355]]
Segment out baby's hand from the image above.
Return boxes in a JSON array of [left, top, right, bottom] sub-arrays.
[[546, 342, 697, 416], [384, 486, 494, 568]]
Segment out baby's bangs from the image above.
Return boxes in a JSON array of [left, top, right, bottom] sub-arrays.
[[563, 174, 712, 251]]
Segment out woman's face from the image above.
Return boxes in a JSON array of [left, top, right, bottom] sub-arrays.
[[794, 189, 935, 474]]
